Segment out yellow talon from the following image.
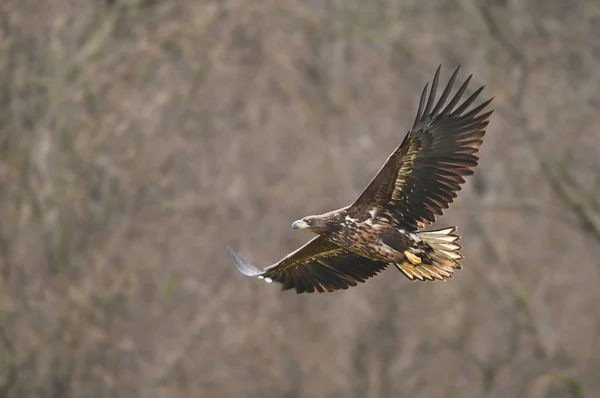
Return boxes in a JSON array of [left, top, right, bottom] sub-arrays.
[[404, 251, 422, 265]]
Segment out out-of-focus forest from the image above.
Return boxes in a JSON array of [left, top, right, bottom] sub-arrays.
[[0, 0, 599, 397]]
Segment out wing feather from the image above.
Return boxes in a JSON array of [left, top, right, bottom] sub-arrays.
[[227, 237, 389, 294], [350, 65, 493, 229]]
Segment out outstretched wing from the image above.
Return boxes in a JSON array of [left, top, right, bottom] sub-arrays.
[[350, 65, 493, 230], [227, 236, 389, 294]]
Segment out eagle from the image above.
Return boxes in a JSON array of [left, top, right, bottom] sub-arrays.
[[227, 65, 493, 294]]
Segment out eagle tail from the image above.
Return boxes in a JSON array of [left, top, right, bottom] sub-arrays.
[[394, 227, 463, 281]]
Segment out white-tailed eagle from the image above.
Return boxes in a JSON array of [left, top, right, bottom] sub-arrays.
[[227, 65, 493, 293]]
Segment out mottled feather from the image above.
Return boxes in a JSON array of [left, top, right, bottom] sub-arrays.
[[227, 236, 388, 293], [351, 65, 493, 229]]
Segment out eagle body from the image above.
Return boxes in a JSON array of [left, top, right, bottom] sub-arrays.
[[227, 65, 494, 294], [314, 207, 423, 264]]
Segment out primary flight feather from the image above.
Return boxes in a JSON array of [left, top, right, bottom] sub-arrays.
[[227, 65, 494, 294]]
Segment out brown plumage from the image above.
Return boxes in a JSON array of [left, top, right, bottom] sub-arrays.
[[227, 65, 493, 294]]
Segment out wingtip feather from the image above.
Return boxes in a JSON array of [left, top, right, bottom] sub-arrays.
[[423, 66, 441, 117], [226, 246, 265, 277], [429, 65, 460, 116], [414, 83, 429, 127]]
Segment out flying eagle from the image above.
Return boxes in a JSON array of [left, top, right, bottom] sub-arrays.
[[227, 65, 493, 294]]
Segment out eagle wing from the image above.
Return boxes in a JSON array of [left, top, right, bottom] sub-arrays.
[[227, 236, 389, 293], [350, 65, 493, 230]]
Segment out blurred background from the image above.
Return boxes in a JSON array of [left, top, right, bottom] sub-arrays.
[[0, 0, 599, 397]]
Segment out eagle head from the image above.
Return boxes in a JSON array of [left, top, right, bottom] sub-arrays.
[[292, 213, 338, 234]]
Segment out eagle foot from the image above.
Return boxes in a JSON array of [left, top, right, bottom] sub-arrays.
[[404, 251, 422, 265]]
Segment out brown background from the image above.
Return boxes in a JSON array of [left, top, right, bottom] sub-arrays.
[[0, 0, 599, 397]]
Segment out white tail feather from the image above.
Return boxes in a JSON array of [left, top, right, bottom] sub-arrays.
[[394, 227, 463, 281]]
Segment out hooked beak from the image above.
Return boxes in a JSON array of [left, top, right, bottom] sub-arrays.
[[292, 219, 309, 230]]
